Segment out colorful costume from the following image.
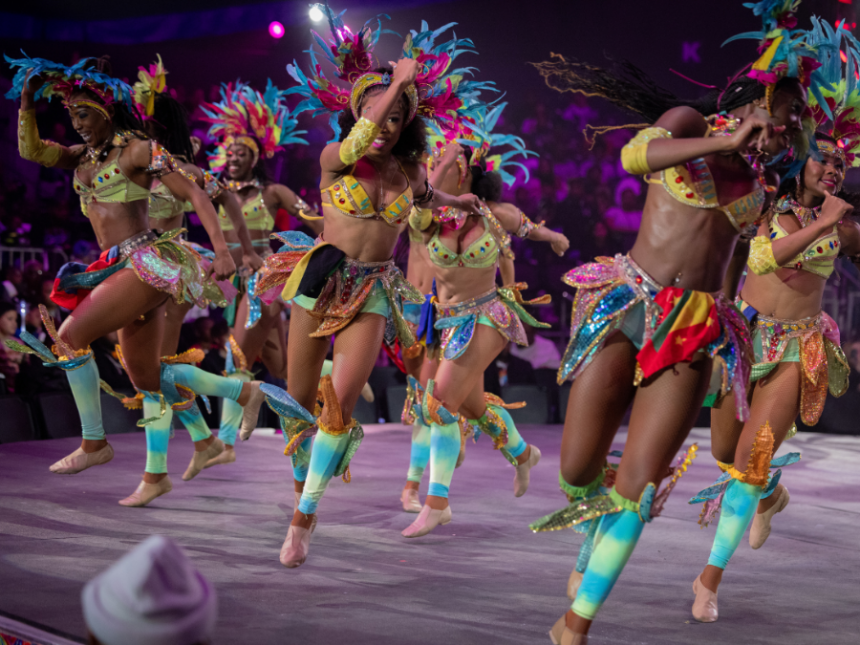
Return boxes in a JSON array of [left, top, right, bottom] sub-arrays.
[[528, 0, 838, 631], [4, 53, 253, 459]]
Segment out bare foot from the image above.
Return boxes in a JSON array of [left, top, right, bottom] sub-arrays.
[[193, 436, 215, 452], [81, 438, 108, 454], [425, 494, 449, 511], [143, 472, 168, 484], [700, 564, 723, 593]]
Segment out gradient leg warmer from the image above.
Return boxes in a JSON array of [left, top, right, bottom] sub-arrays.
[[473, 404, 527, 463], [297, 430, 350, 515], [423, 381, 461, 499], [572, 502, 645, 620], [407, 421, 431, 483], [66, 353, 105, 441], [143, 392, 171, 474], [170, 363, 243, 401], [218, 372, 251, 446], [707, 479, 763, 569]]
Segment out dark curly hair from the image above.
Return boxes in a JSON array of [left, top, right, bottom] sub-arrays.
[[150, 94, 196, 162], [69, 56, 143, 132], [337, 67, 427, 162], [461, 147, 503, 202], [531, 53, 802, 124]]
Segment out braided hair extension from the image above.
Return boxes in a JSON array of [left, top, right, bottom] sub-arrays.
[[150, 94, 196, 162], [531, 53, 799, 125]]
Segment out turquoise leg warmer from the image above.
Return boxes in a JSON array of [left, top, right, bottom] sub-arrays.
[[297, 431, 350, 515], [170, 363, 243, 401], [143, 392, 171, 474], [176, 409, 212, 442], [407, 420, 431, 483], [572, 508, 645, 620], [490, 405, 527, 460], [707, 479, 763, 569], [427, 420, 460, 498], [218, 372, 251, 446], [66, 353, 105, 440]]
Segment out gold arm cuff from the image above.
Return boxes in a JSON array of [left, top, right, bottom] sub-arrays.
[[409, 206, 433, 232], [338, 117, 382, 166], [620, 126, 671, 176], [748, 235, 779, 275], [18, 109, 62, 168]]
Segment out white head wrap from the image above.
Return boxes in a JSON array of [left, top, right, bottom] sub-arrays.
[[82, 535, 217, 645]]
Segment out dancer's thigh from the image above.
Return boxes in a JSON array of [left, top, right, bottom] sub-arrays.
[[286, 304, 330, 412], [328, 312, 387, 423], [434, 325, 507, 412]]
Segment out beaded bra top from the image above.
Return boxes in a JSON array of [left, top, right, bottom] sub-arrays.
[[321, 163, 413, 226], [73, 140, 175, 218], [218, 188, 274, 232], [428, 216, 499, 269], [644, 115, 766, 232], [767, 195, 839, 279]]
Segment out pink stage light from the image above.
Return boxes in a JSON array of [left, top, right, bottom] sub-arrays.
[[269, 21, 285, 39]]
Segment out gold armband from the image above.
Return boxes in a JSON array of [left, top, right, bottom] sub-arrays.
[[18, 109, 62, 168], [748, 235, 779, 275], [409, 206, 433, 232], [620, 126, 671, 176], [295, 197, 323, 220], [339, 117, 381, 166]]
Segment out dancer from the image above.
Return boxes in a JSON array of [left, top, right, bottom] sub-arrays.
[[400, 109, 570, 534], [253, 5, 484, 568], [5, 54, 266, 487], [201, 80, 321, 460], [690, 23, 860, 620], [526, 2, 830, 641]]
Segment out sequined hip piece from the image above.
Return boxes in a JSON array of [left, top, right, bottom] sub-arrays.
[[742, 301, 848, 425], [434, 283, 550, 361], [118, 229, 159, 258], [559, 254, 753, 420]]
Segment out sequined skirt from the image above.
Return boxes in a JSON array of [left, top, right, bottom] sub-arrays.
[[559, 254, 753, 420], [255, 230, 425, 346], [434, 283, 551, 361], [51, 229, 227, 311], [738, 298, 848, 425]]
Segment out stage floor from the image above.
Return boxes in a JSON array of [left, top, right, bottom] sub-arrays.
[[0, 425, 858, 644]]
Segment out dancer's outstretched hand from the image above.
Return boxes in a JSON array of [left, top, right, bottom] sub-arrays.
[[212, 250, 237, 281], [723, 116, 785, 155]]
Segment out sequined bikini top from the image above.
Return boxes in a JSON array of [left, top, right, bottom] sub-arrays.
[[768, 195, 839, 279], [73, 140, 176, 219], [429, 217, 499, 269], [218, 186, 274, 232], [645, 116, 766, 232], [321, 162, 413, 226]]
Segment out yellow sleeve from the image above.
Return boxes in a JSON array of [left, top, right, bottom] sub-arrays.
[[620, 126, 671, 176], [409, 206, 433, 232], [338, 117, 382, 166], [18, 109, 62, 168], [748, 235, 779, 275]]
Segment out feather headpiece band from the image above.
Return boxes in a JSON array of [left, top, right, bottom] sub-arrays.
[[201, 80, 308, 173], [5, 51, 134, 120]]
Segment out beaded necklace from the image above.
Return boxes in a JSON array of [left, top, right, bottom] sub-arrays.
[[777, 194, 820, 228], [224, 178, 261, 193]]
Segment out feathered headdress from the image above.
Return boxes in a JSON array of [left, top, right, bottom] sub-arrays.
[[201, 80, 308, 173], [285, 3, 492, 143], [132, 54, 168, 119], [723, 1, 833, 114], [4, 51, 134, 119], [805, 19, 860, 166], [454, 102, 537, 186]]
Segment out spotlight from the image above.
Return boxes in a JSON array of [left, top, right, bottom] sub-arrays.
[[309, 4, 325, 22], [269, 21, 285, 39]]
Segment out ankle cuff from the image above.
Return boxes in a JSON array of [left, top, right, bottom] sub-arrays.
[[560, 470, 604, 501]]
